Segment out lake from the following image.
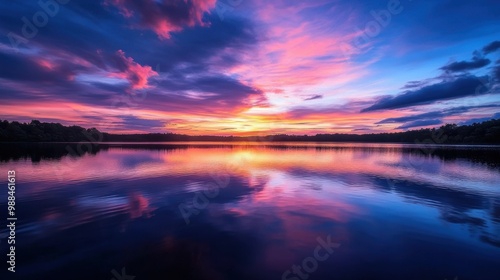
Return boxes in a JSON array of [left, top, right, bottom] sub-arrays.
[[0, 142, 499, 280]]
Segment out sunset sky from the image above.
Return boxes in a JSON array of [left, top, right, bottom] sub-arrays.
[[1, 0, 499, 135]]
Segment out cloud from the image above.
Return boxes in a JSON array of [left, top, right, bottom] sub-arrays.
[[0, 0, 259, 112], [377, 111, 447, 124], [109, 50, 158, 89], [401, 80, 431, 90], [494, 62, 500, 81], [362, 76, 490, 112], [483, 40, 500, 54], [0, 47, 157, 92], [104, 0, 217, 39], [148, 73, 265, 114], [376, 105, 500, 124], [304, 95, 323, 101], [155, 15, 259, 71], [459, 113, 500, 125], [440, 57, 490, 72], [114, 115, 165, 131], [189, 75, 262, 98], [0, 51, 77, 83], [369, 40, 500, 113], [396, 119, 443, 130], [376, 105, 500, 129]]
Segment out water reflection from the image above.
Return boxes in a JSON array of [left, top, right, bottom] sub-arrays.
[[0, 143, 499, 279]]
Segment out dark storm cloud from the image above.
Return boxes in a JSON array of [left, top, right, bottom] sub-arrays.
[[362, 76, 490, 112], [440, 57, 491, 72], [483, 41, 500, 54]]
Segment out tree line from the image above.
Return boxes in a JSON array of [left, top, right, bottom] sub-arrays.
[[1, 118, 499, 144]]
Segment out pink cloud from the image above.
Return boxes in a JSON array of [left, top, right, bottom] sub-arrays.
[[105, 0, 217, 39], [111, 50, 158, 89]]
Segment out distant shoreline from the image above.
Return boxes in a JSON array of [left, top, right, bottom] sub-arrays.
[[1, 119, 500, 145], [2, 142, 500, 148]]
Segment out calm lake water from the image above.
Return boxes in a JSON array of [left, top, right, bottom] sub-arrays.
[[1, 142, 500, 280]]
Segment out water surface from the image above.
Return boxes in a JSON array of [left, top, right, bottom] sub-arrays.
[[0, 143, 499, 280]]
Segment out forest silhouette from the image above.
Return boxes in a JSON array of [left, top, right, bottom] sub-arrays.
[[1, 118, 499, 144]]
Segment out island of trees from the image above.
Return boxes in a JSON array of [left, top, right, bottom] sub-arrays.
[[1, 118, 499, 144]]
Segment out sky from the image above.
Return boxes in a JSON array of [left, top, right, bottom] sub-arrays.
[[0, 0, 499, 135]]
